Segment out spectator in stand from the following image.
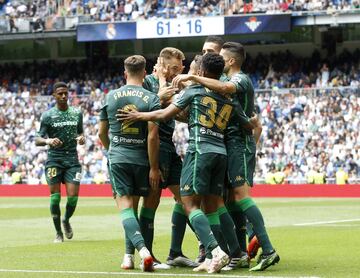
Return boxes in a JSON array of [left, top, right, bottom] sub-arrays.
[[336, 168, 349, 184]]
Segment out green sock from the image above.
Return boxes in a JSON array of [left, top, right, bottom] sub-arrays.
[[64, 196, 78, 221], [246, 221, 255, 240], [139, 207, 156, 254], [125, 210, 138, 254], [206, 211, 229, 255], [189, 209, 217, 254], [170, 203, 187, 254], [218, 206, 242, 257], [121, 208, 145, 251], [237, 198, 274, 254], [227, 202, 247, 253], [50, 193, 62, 234]]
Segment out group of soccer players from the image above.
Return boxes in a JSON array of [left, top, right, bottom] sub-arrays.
[[36, 36, 280, 273]]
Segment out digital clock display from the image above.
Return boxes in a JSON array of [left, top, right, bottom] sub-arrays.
[[137, 17, 224, 39]]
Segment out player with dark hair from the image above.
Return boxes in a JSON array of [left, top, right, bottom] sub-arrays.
[[202, 36, 225, 55], [98, 55, 162, 272], [172, 42, 280, 272], [35, 81, 85, 243], [125, 47, 198, 269], [119, 53, 238, 274]]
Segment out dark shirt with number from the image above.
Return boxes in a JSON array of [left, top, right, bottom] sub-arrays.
[[99, 85, 161, 166], [143, 74, 176, 152], [173, 84, 234, 155], [37, 106, 83, 161]]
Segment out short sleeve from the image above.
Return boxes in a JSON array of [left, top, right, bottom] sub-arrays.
[[233, 103, 250, 126], [37, 114, 48, 138], [149, 95, 161, 112], [172, 88, 194, 110], [143, 76, 152, 92], [229, 73, 248, 93], [99, 95, 109, 121]]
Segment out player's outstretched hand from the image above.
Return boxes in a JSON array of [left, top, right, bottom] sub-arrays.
[[149, 168, 163, 190], [76, 135, 86, 145], [47, 138, 63, 147], [116, 108, 140, 122], [153, 57, 169, 80], [172, 74, 192, 89]]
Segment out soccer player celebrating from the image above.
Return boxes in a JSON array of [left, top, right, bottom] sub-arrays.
[[172, 42, 280, 271], [135, 47, 197, 269], [35, 82, 85, 243], [119, 53, 241, 273], [98, 55, 161, 272]]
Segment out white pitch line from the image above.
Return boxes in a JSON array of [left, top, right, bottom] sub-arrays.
[[0, 269, 320, 278], [294, 218, 360, 226]]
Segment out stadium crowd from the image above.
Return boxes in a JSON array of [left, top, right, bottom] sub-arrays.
[[0, 49, 359, 184], [1, 0, 360, 30]]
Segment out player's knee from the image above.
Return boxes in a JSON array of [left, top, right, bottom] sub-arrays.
[[67, 196, 78, 206], [50, 192, 61, 205]]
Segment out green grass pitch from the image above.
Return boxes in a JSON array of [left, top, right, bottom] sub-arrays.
[[0, 197, 359, 278]]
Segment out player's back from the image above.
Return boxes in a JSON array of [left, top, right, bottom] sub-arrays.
[[175, 84, 233, 155], [102, 85, 160, 165]]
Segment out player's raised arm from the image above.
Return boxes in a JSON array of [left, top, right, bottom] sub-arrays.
[[172, 74, 236, 96], [116, 104, 181, 123]]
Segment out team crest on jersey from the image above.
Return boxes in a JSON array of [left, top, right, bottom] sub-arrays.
[[182, 184, 190, 192], [245, 17, 261, 32], [235, 175, 245, 183]]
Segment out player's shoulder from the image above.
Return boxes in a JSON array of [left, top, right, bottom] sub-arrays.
[[41, 107, 55, 119], [183, 84, 204, 94], [144, 74, 156, 82], [69, 106, 82, 115]]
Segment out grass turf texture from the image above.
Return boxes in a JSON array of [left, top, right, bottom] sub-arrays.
[[0, 197, 359, 278]]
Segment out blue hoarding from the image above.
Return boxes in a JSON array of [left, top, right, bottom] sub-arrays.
[[225, 14, 291, 34], [77, 22, 136, 42]]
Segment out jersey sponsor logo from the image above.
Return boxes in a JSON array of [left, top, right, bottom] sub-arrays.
[[52, 121, 77, 127], [198, 127, 224, 139], [112, 136, 146, 144], [245, 17, 262, 32], [51, 115, 60, 119]]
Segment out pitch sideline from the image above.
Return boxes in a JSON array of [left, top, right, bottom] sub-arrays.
[[0, 268, 320, 278], [294, 218, 360, 226]]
